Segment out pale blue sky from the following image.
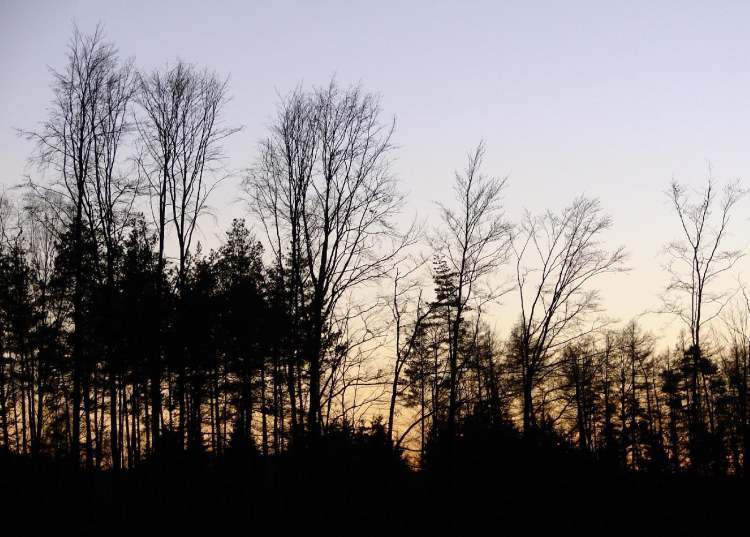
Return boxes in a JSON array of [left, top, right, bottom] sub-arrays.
[[2, 0, 750, 338]]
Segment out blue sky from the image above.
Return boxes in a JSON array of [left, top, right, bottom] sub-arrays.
[[2, 0, 750, 339]]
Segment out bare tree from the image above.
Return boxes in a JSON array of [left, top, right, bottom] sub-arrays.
[[22, 25, 124, 468], [137, 61, 238, 291], [248, 80, 410, 439], [136, 60, 238, 448], [89, 44, 137, 473], [511, 196, 626, 434], [385, 261, 432, 443], [663, 178, 744, 458], [248, 86, 318, 440], [663, 179, 744, 354], [431, 142, 511, 439]]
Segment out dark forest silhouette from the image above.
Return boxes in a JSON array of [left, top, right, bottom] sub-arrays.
[[1, 25, 749, 535]]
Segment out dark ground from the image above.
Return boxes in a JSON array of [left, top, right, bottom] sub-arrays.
[[1, 427, 747, 536]]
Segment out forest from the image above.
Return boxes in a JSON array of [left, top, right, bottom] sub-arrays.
[[1, 26, 749, 535]]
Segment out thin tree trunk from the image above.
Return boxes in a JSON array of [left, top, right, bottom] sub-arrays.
[[261, 363, 268, 456]]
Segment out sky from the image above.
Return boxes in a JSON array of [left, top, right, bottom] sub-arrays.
[[2, 0, 750, 343]]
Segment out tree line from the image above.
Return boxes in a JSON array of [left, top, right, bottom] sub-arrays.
[[0, 26, 748, 479]]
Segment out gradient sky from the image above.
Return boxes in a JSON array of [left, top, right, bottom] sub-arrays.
[[2, 0, 750, 342]]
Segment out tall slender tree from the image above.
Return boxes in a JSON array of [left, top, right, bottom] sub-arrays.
[[431, 142, 511, 440], [663, 178, 744, 470], [511, 196, 626, 434]]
